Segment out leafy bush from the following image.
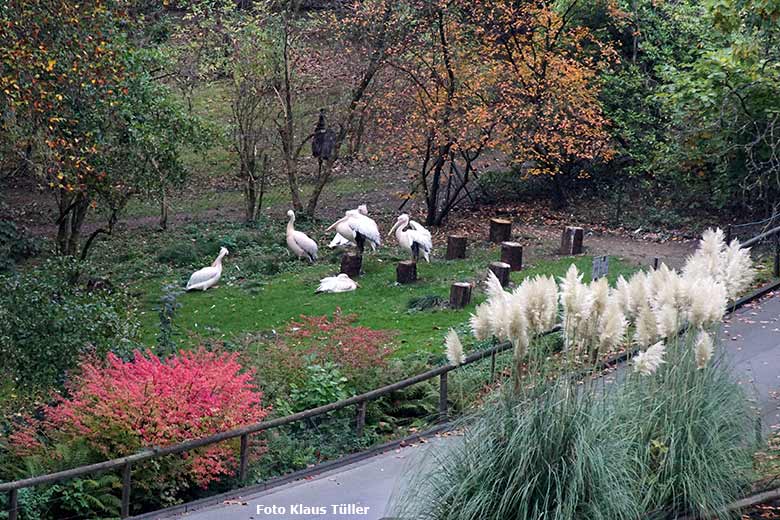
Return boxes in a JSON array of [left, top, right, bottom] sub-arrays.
[[280, 362, 350, 414], [0, 220, 39, 272], [0, 259, 138, 395], [7, 348, 271, 510], [251, 310, 395, 399]]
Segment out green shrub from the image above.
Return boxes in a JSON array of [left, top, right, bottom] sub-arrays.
[[156, 242, 200, 267], [0, 220, 40, 273], [0, 259, 138, 396]]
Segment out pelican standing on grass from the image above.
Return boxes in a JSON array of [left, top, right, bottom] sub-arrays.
[[326, 205, 381, 254], [186, 247, 228, 291], [328, 204, 369, 249], [286, 210, 319, 263], [389, 213, 433, 262], [316, 273, 358, 293]]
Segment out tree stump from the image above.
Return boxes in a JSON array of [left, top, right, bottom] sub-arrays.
[[446, 235, 468, 260], [396, 260, 417, 284], [449, 282, 472, 309], [488, 261, 511, 287], [489, 218, 512, 243], [500, 241, 523, 271], [340, 253, 362, 278], [560, 226, 584, 255]]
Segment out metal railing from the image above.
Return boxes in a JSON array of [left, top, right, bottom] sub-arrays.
[[1, 327, 546, 520]]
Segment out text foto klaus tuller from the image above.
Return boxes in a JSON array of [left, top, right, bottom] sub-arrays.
[[256, 504, 370, 516]]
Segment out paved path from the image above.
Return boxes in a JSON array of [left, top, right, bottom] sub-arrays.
[[170, 293, 780, 520]]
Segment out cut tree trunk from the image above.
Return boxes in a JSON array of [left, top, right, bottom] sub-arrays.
[[396, 260, 417, 284], [500, 242, 523, 271], [449, 282, 472, 309], [446, 235, 468, 260], [488, 261, 511, 287], [340, 253, 362, 278], [489, 218, 512, 243], [560, 226, 584, 255]]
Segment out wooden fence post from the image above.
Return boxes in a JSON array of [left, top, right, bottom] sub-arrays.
[[239, 434, 249, 481], [490, 350, 496, 382], [449, 282, 472, 309], [726, 225, 733, 245], [446, 235, 467, 260], [438, 373, 448, 422], [8, 489, 17, 520], [653, 257, 660, 270], [774, 233, 779, 278], [500, 242, 523, 271], [121, 462, 132, 519], [355, 401, 367, 437], [489, 218, 512, 243]]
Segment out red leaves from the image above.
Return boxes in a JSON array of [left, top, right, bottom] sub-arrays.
[[10, 348, 270, 488]]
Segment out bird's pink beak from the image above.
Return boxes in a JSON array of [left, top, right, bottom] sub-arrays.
[[388, 221, 399, 238]]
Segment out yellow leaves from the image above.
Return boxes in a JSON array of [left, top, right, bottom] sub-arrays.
[[45, 59, 56, 71]]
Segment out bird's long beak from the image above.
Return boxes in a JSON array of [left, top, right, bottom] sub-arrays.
[[388, 221, 399, 238], [326, 216, 347, 232]]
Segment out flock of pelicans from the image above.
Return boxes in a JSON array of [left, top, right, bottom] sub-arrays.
[[185, 204, 433, 293]]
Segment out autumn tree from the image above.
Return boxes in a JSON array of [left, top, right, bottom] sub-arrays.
[[466, 0, 616, 207], [0, 0, 204, 256]]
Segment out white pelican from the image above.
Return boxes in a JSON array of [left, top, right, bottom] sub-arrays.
[[316, 273, 358, 293], [286, 210, 319, 263], [186, 247, 228, 291], [326, 205, 381, 254], [388, 213, 432, 262], [328, 204, 369, 249]]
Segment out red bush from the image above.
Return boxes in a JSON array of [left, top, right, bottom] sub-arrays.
[[10, 348, 270, 489]]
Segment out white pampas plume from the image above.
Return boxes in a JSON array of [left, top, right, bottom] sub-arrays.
[[633, 341, 666, 375], [470, 302, 492, 341], [694, 330, 714, 369], [634, 303, 658, 347], [685, 278, 727, 328], [655, 303, 680, 339], [589, 277, 610, 318], [559, 264, 593, 350], [517, 275, 558, 334], [615, 276, 633, 317], [485, 269, 508, 303], [721, 239, 754, 299], [626, 271, 649, 317], [598, 300, 627, 353], [445, 329, 466, 366]]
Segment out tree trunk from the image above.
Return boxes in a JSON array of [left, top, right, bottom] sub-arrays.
[[449, 282, 472, 309], [66, 195, 89, 256], [396, 260, 418, 284], [159, 188, 169, 230], [305, 158, 334, 217], [488, 261, 511, 287]]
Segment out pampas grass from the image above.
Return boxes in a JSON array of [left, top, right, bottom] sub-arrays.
[[633, 341, 666, 375], [445, 329, 466, 366], [390, 381, 640, 520], [616, 333, 757, 518]]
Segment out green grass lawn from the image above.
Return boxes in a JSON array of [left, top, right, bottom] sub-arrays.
[[135, 247, 638, 357]]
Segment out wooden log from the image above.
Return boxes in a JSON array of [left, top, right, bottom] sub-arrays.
[[500, 241, 523, 271], [396, 260, 417, 284], [489, 218, 512, 243], [446, 235, 468, 260], [449, 282, 472, 309], [488, 261, 511, 287], [560, 226, 584, 255], [340, 253, 362, 278]]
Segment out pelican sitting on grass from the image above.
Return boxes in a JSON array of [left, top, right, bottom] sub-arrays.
[[316, 273, 358, 293], [186, 247, 228, 291], [326, 205, 381, 254], [286, 210, 319, 263], [389, 213, 432, 262]]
